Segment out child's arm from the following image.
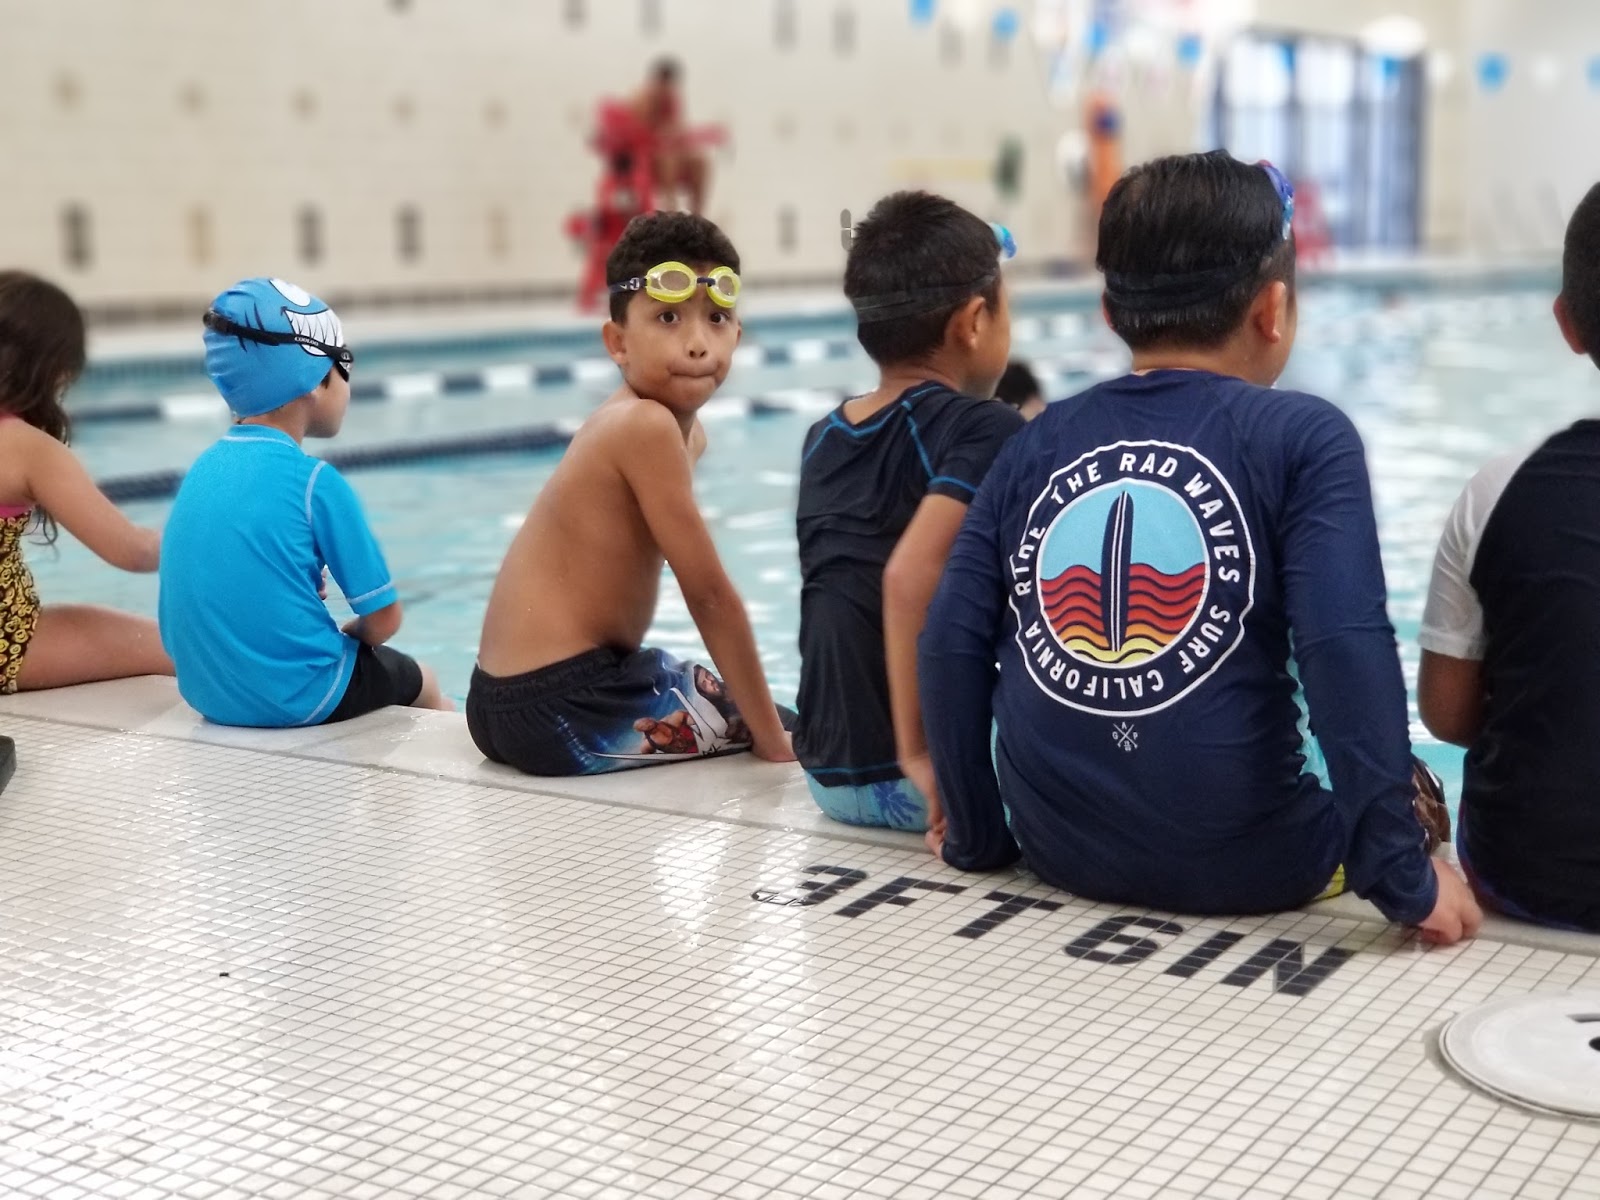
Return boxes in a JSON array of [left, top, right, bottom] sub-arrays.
[[883, 494, 973, 821], [21, 429, 161, 571], [888, 401, 1024, 826], [1416, 469, 1493, 747], [1417, 651, 1484, 747], [308, 463, 402, 645], [342, 603, 403, 647], [917, 476, 1021, 870], [1281, 404, 1480, 944], [618, 404, 791, 761]]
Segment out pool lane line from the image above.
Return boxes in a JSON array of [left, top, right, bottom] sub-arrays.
[[90, 349, 1132, 503], [79, 334, 1121, 427], [74, 338, 864, 427], [93, 388, 862, 503], [97, 423, 580, 503]]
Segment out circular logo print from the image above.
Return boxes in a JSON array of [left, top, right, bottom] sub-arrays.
[[1008, 440, 1256, 716]]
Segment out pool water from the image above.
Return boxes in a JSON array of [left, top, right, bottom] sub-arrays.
[[34, 280, 1598, 803]]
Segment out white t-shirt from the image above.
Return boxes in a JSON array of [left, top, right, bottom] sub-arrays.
[[1418, 449, 1532, 662]]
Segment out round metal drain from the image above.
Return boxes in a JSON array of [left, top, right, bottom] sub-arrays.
[[1441, 993, 1600, 1117]]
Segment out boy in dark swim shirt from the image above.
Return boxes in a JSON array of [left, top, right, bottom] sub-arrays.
[[794, 192, 1023, 836], [1419, 182, 1600, 932], [919, 152, 1481, 944]]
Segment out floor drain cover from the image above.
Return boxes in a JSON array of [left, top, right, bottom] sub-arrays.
[[1441, 992, 1600, 1117]]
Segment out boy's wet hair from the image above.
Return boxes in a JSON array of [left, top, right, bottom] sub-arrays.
[[1096, 151, 1295, 351], [653, 57, 681, 84], [995, 361, 1041, 409], [845, 191, 1002, 366], [606, 212, 740, 323], [1563, 182, 1600, 367]]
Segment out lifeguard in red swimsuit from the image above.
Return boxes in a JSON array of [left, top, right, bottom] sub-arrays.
[[633, 59, 709, 215]]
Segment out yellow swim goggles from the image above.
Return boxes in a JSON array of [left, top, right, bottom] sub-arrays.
[[609, 262, 741, 308]]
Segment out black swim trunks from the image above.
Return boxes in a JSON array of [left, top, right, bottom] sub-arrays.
[[322, 644, 425, 724], [467, 645, 787, 777]]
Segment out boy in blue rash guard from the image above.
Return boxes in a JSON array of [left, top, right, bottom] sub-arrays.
[[794, 193, 1022, 835], [161, 278, 449, 727], [917, 152, 1481, 944]]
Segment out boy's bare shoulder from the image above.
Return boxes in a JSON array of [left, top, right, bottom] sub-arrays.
[[575, 391, 692, 462]]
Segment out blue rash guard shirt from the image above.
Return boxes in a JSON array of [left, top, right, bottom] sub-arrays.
[[919, 370, 1438, 924], [160, 425, 398, 727]]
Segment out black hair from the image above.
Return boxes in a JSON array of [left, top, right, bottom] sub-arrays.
[[606, 212, 740, 323], [1096, 150, 1295, 351], [995, 360, 1040, 409], [844, 191, 1002, 366], [653, 57, 681, 83], [1563, 182, 1600, 368]]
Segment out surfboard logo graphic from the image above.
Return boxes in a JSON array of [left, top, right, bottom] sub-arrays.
[[1040, 488, 1208, 666], [1009, 440, 1256, 717], [1102, 489, 1132, 655]]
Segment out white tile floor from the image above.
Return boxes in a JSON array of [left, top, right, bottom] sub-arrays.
[[4, 683, 1600, 1200]]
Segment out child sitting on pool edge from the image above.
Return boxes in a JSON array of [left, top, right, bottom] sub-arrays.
[[918, 151, 1481, 944], [160, 278, 449, 727], [1418, 181, 1600, 933], [0, 271, 171, 691], [794, 192, 1022, 836], [466, 213, 794, 775]]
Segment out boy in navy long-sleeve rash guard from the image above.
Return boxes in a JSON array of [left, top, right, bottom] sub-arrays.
[[916, 152, 1481, 943]]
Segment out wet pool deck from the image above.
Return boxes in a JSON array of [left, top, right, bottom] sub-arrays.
[[3, 678, 1599, 1200]]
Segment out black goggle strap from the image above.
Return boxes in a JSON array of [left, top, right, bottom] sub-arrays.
[[850, 272, 998, 324], [203, 309, 353, 370]]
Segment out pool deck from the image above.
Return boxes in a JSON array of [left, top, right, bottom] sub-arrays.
[[4, 678, 1600, 1200]]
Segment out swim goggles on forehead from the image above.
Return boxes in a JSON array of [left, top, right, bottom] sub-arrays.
[[608, 262, 741, 307], [850, 222, 1018, 324], [1257, 160, 1295, 242], [202, 309, 354, 382]]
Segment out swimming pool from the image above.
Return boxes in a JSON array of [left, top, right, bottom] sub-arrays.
[[39, 275, 1588, 801]]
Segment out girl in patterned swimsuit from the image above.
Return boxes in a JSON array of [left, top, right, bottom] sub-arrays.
[[0, 272, 171, 693]]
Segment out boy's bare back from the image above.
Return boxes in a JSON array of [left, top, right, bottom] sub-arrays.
[[477, 388, 706, 677]]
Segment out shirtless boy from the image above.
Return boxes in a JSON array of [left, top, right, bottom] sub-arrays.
[[466, 212, 793, 775]]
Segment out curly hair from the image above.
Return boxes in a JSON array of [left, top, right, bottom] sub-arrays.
[[606, 212, 740, 323]]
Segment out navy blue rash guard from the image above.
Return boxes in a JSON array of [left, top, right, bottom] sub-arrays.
[[919, 370, 1437, 924]]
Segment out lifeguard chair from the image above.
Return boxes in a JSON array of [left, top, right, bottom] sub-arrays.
[[566, 99, 728, 311]]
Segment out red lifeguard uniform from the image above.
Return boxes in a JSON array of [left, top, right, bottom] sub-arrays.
[[565, 99, 727, 311]]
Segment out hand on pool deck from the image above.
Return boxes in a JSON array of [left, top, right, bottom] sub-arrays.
[[1418, 858, 1484, 945], [897, 752, 945, 855], [752, 728, 796, 764]]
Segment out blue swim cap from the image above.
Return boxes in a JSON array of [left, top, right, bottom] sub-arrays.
[[203, 278, 345, 417]]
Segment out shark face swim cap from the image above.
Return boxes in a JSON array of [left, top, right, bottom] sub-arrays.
[[202, 278, 349, 417]]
